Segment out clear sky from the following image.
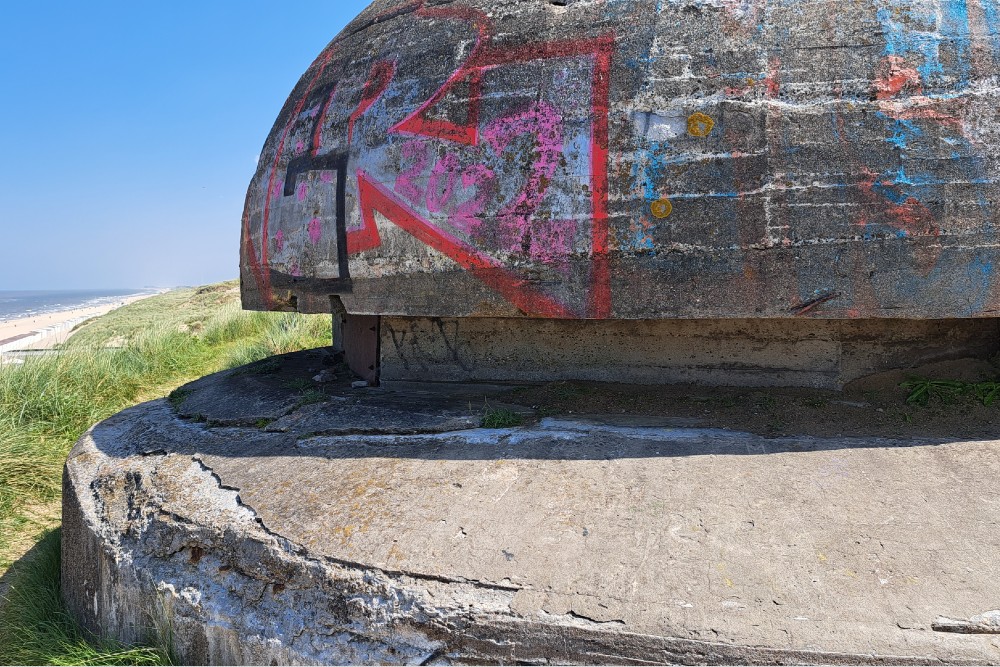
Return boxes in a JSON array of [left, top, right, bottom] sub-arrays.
[[0, 1, 371, 290]]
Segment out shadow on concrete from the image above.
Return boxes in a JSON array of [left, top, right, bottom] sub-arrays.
[[85, 398, 966, 464], [81, 348, 997, 464]]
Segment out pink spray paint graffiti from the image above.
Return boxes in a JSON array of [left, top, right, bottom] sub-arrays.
[[482, 101, 567, 256]]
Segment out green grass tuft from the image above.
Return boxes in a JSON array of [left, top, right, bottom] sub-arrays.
[[296, 389, 328, 408], [480, 407, 524, 429], [901, 377, 1000, 407], [282, 378, 315, 392], [167, 387, 190, 410]]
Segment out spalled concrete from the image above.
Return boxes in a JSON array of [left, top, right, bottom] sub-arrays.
[[63, 350, 1000, 664]]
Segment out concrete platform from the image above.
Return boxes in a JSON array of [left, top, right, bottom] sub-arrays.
[[63, 350, 1000, 664]]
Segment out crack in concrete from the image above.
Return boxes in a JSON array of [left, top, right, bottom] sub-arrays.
[[189, 450, 524, 596]]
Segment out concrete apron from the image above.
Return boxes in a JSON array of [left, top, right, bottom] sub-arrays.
[[62, 356, 1000, 664]]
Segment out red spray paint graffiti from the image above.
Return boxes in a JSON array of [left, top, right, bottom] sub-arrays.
[[246, 1, 614, 319], [372, 10, 615, 318], [357, 170, 574, 318], [243, 47, 337, 307], [348, 61, 397, 144]]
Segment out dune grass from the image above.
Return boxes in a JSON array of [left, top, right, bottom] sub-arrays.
[[0, 531, 170, 666], [0, 281, 331, 665]]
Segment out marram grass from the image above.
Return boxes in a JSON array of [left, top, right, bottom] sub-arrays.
[[0, 530, 170, 666], [0, 281, 331, 665]]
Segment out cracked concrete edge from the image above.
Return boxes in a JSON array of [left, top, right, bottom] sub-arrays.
[[60, 400, 978, 666]]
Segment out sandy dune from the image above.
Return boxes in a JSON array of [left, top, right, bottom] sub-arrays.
[[0, 294, 155, 354]]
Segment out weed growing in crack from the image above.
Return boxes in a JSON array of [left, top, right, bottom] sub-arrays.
[[232, 358, 281, 376], [295, 389, 328, 408], [481, 407, 524, 429], [901, 378, 1000, 407], [800, 397, 829, 409], [167, 387, 190, 410], [282, 378, 314, 392]]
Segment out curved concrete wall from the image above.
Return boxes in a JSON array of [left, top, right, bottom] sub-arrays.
[[241, 0, 1000, 320]]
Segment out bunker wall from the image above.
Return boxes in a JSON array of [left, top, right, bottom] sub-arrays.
[[378, 317, 1000, 389], [241, 0, 1000, 321]]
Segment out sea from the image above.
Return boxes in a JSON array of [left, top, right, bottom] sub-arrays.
[[0, 289, 160, 322]]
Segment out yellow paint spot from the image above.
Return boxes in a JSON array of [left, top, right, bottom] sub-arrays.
[[651, 197, 673, 219], [687, 112, 715, 137], [817, 553, 828, 562], [845, 570, 858, 578], [724, 578, 734, 588]]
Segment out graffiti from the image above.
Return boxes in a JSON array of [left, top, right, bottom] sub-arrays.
[[243, 0, 1000, 320], [245, 0, 614, 317], [355, 5, 615, 318], [357, 171, 574, 318], [348, 61, 397, 144], [242, 48, 335, 301], [393, 142, 497, 236]]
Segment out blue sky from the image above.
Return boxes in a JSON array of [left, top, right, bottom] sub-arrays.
[[0, 1, 370, 289]]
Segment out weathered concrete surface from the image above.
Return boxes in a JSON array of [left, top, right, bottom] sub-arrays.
[[64, 353, 1000, 664], [243, 0, 1000, 320], [380, 315, 1000, 388]]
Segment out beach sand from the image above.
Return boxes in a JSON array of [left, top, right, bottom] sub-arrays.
[[0, 294, 156, 354]]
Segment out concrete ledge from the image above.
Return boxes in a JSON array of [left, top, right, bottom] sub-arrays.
[[62, 353, 1000, 664]]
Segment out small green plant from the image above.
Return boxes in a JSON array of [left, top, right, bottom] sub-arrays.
[[901, 378, 966, 405], [801, 397, 828, 408], [685, 394, 738, 409], [296, 389, 328, 408], [282, 378, 314, 392], [972, 382, 1000, 407], [756, 393, 778, 409], [167, 388, 190, 410], [232, 357, 282, 376], [481, 407, 524, 429], [901, 378, 1000, 407], [767, 416, 787, 432]]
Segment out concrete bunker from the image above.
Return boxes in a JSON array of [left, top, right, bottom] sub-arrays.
[[61, 1, 1000, 664], [242, 0, 1000, 389]]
